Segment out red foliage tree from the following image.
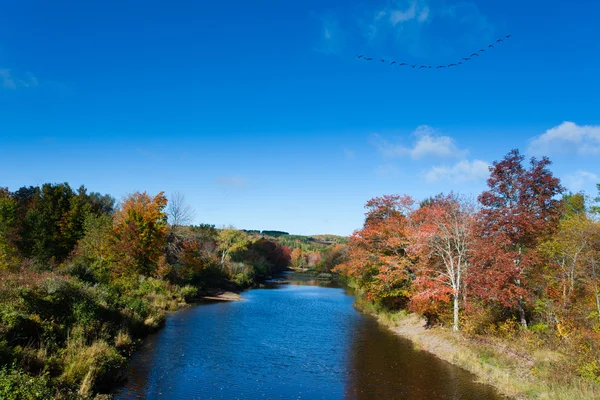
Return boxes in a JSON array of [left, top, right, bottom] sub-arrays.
[[408, 193, 476, 331], [335, 195, 414, 307], [471, 149, 564, 328]]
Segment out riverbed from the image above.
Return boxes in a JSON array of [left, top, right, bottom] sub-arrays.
[[116, 274, 504, 399]]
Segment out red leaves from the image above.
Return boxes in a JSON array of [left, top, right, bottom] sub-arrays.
[[336, 194, 414, 304], [472, 149, 565, 317]]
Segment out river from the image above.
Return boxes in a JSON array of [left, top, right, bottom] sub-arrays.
[[116, 274, 504, 399]]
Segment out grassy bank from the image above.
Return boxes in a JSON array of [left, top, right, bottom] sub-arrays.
[[0, 269, 201, 399], [354, 295, 600, 400]]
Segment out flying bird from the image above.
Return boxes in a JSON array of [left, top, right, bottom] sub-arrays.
[[381, 59, 386, 62], [399, 63, 407, 66], [506, 35, 511, 38], [365, 57, 373, 60], [479, 49, 485, 52], [357, 55, 364, 59], [497, 39, 504, 43], [390, 61, 396, 65], [470, 53, 479, 57], [411, 64, 417, 68], [462, 58, 470, 61], [448, 63, 456, 67], [457, 62, 462, 65], [489, 44, 494, 48]]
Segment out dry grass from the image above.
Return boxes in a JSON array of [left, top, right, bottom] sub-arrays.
[[114, 330, 133, 351], [61, 337, 127, 396]]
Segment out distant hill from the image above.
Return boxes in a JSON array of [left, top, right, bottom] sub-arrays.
[[240, 230, 348, 251]]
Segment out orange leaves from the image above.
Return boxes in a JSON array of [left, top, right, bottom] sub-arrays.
[[111, 192, 168, 276], [336, 194, 414, 305]]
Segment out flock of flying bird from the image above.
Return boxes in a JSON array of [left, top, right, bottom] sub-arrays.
[[356, 35, 512, 70]]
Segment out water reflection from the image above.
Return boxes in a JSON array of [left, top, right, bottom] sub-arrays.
[[115, 274, 504, 399], [344, 316, 500, 399]]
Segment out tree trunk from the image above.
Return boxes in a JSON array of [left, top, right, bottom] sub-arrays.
[[220, 250, 227, 270], [453, 293, 460, 332], [518, 299, 528, 329]]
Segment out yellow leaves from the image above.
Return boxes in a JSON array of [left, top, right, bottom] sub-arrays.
[[111, 191, 169, 276]]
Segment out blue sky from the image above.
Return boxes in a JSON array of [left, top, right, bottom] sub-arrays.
[[1, 0, 599, 235]]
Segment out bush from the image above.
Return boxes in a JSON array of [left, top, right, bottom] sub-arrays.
[[178, 285, 198, 301], [0, 367, 54, 400]]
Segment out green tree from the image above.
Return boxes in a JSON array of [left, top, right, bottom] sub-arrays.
[[0, 188, 19, 269], [592, 184, 600, 216], [562, 192, 587, 218], [21, 183, 75, 264]]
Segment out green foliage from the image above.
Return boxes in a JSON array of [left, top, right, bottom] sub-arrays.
[[562, 192, 587, 218], [217, 226, 249, 269], [1, 184, 113, 267], [0, 367, 54, 400], [316, 244, 348, 272], [579, 360, 600, 383], [592, 184, 600, 216]]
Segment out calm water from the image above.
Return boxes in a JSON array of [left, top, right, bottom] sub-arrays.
[[116, 275, 504, 399]]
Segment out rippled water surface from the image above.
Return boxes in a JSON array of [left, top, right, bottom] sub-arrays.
[[116, 275, 504, 399]]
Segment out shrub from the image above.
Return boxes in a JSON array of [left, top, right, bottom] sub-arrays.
[[0, 367, 54, 400]]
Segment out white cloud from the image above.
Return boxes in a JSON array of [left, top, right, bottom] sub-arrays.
[[425, 159, 490, 183], [563, 170, 599, 192], [371, 125, 467, 160], [528, 121, 600, 156], [357, 0, 496, 60], [390, 4, 418, 25], [0, 68, 38, 89]]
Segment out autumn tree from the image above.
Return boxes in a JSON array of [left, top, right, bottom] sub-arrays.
[[539, 214, 593, 318], [111, 191, 168, 276], [473, 149, 564, 328], [291, 248, 304, 268], [585, 221, 600, 324], [217, 226, 249, 270], [409, 193, 476, 331], [335, 195, 414, 307], [317, 244, 348, 273]]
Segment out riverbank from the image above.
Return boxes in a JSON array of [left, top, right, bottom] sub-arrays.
[[0, 269, 251, 400], [199, 290, 244, 301], [355, 299, 599, 400]]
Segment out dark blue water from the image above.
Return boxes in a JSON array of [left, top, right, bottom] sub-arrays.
[[116, 276, 504, 399]]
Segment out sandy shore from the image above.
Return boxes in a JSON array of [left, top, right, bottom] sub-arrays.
[[200, 291, 244, 301]]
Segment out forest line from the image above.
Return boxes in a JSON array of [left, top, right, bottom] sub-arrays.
[[333, 148, 600, 398]]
